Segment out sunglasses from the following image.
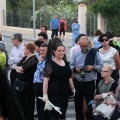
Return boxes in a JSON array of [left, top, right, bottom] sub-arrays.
[[101, 70, 109, 73], [100, 38, 109, 42]]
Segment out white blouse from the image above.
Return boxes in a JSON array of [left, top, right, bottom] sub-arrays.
[[99, 47, 117, 70]]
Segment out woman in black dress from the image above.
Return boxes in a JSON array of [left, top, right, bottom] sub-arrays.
[[15, 43, 38, 120], [43, 43, 75, 120]]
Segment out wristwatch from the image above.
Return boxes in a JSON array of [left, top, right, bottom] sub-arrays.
[[94, 66, 97, 70]]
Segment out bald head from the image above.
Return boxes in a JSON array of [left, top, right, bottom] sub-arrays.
[[79, 36, 90, 52], [79, 36, 89, 44]]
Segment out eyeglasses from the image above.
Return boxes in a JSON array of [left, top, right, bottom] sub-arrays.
[[101, 70, 109, 73], [100, 38, 109, 42], [80, 45, 88, 48]]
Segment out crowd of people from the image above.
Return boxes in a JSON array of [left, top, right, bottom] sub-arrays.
[[0, 18, 120, 120]]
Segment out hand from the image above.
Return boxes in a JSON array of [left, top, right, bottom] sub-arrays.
[[108, 91, 115, 96], [105, 100, 115, 106], [86, 65, 94, 72], [69, 89, 76, 98], [76, 67, 80, 73], [19, 54, 23, 58], [43, 94, 48, 102], [16, 66, 24, 73]]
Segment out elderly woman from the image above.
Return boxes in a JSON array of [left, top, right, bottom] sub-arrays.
[[15, 43, 38, 120], [98, 34, 120, 81], [94, 85, 120, 120], [86, 65, 118, 120]]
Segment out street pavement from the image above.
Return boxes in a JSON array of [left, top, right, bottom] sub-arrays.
[[3, 32, 94, 120]]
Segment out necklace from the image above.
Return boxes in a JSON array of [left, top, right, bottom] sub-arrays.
[[100, 47, 111, 54]]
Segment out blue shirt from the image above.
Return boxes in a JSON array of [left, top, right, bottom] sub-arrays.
[[93, 37, 102, 48], [33, 59, 46, 83], [71, 23, 80, 35], [70, 49, 103, 81], [50, 18, 59, 29]]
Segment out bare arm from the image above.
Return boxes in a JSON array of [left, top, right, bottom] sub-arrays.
[[114, 51, 120, 71], [69, 78, 75, 90], [43, 77, 50, 94], [95, 94, 102, 100]]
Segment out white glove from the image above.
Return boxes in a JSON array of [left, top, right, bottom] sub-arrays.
[[43, 94, 48, 102], [44, 100, 53, 110], [69, 89, 76, 98]]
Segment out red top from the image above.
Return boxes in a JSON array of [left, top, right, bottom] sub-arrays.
[[59, 20, 67, 31]]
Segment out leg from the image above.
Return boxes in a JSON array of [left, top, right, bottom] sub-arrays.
[[51, 29, 55, 38], [34, 83, 44, 120], [111, 111, 120, 120], [72, 34, 77, 47], [83, 97, 87, 120], [94, 115, 107, 120], [55, 29, 58, 37], [23, 84, 35, 120], [62, 30, 65, 40], [59, 30, 62, 39], [83, 81, 95, 120], [84, 81, 95, 108], [85, 107, 94, 120], [74, 80, 84, 120]]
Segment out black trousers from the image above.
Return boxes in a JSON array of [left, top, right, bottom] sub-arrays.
[[94, 111, 120, 120], [51, 29, 58, 38], [74, 80, 95, 120], [34, 83, 44, 120], [10, 69, 17, 85]]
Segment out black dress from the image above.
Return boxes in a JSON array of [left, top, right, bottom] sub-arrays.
[[44, 60, 72, 119], [16, 55, 38, 120]]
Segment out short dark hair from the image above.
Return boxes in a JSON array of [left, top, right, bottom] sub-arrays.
[[12, 33, 22, 42], [106, 31, 114, 39], [78, 34, 86, 39], [34, 40, 44, 47], [75, 38, 78, 44], [98, 34, 109, 42], [74, 18, 77, 22], [38, 32, 48, 40], [41, 25, 47, 31], [40, 43, 48, 47], [94, 29, 102, 36]]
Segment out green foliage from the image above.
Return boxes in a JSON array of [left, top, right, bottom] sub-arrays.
[[33, 4, 78, 31], [91, 0, 120, 35]]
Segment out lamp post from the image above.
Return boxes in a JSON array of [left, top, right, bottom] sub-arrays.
[[33, 0, 36, 39]]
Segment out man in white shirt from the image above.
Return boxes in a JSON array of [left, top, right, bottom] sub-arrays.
[[8, 33, 24, 86]]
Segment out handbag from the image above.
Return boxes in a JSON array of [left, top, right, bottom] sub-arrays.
[[93, 94, 116, 120], [13, 78, 26, 92]]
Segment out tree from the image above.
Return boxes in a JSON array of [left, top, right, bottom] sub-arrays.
[[91, 0, 120, 35]]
